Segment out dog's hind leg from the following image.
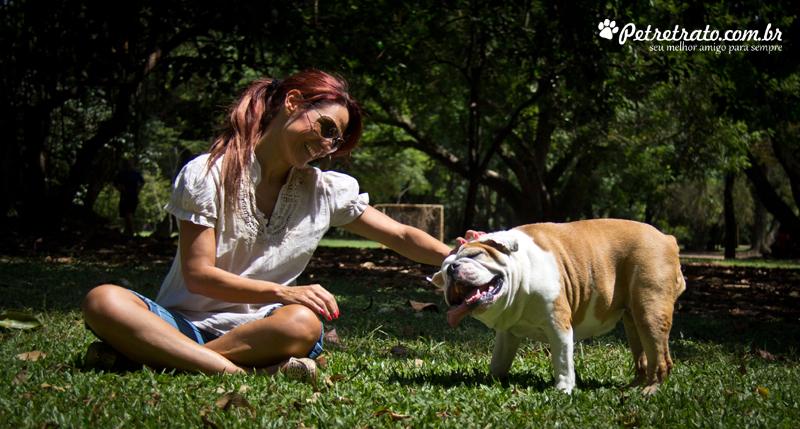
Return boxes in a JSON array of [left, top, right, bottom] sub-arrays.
[[622, 309, 647, 388], [631, 297, 675, 396]]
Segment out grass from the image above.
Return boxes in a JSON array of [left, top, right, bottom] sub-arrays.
[[1, 254, 799, 428]]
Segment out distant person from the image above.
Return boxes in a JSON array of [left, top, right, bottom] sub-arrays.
[[113, 159, 145, 236], [82, 69, 465, 384]]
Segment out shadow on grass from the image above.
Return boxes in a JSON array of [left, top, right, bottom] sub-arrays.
[[385, 365, 622, 392], [385, 366, 553, 391]]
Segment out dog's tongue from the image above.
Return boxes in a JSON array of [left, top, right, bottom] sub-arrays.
[[447, 303, 470, 328], [447, 288, 483, 328]]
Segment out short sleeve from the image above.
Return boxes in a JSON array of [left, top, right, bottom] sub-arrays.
[[164, 155, 219, 228], [323, 171, 369, 227]]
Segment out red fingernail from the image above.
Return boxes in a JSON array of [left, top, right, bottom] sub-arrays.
[[319, 309, 325, 314]]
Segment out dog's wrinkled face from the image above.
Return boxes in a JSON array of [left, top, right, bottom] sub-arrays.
[[432, 232, 519, 328]]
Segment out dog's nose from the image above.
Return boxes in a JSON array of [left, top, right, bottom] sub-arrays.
[[446, 262, 459, 277]]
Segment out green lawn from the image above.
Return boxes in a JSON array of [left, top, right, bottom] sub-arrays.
[[1, 255, 798, 428]]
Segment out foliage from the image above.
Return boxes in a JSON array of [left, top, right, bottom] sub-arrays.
[[2, 0, 799, 245]]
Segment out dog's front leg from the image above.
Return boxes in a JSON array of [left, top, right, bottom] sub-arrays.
[[548, 327, 575, 393], [489, 330, 522, 379]]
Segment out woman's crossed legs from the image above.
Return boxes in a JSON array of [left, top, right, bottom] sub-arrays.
[[82, 284, 322, 375]]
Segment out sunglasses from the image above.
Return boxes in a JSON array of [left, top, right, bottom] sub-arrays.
[[308, 104, 345, 154]]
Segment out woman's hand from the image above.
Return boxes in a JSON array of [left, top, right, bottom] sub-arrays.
[[453, 230, 486, 253], [276, 284, 339, 321]]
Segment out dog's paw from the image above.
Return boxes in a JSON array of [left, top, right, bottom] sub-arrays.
[[554, 380, 575, 394], [641, 384, 660, 396]]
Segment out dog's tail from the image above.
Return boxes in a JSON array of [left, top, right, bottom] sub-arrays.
[[670, 235, 687, 299]]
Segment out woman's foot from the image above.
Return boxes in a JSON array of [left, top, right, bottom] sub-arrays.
[[84, 342, 140, 372], [282, 357, 318, 386]]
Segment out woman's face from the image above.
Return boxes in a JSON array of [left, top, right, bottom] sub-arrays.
[[283, 98, 349, 168]]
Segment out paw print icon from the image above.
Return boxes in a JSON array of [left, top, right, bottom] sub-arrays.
[[598, 19, 619, 40]]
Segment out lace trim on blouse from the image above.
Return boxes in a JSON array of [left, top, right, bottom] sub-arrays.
[[236, 168, 320, 246]]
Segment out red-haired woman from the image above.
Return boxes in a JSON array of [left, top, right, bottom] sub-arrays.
[[82, 70, 453, 384]]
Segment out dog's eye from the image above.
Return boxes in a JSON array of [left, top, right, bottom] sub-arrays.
[[461, 249, 486, 260]]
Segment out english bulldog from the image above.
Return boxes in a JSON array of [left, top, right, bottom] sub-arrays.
[[432, 219, 685, 395]]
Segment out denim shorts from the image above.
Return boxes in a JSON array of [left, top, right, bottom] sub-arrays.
[[91, 290, 324, 359]]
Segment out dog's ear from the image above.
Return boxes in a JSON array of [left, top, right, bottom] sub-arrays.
[[430, 271, 445, 288], [481, 232, 519, 254]]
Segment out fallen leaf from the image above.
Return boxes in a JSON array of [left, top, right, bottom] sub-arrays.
[[757, 350, 776, 361], [756, 387, 770, 397], [789, 291, 800, 298], [372, 409, 411, 420], [413, 359, 424, 367], [403, 325, 416, 337], [390, 345, 410, 358], [16, 351, 47, 362], [406, 300, 440, 312], [306, 392, 322, 404], [238, 385, 249, 394], [378, 307, 394, 313], [332, 396, 354, 405], [0, 313, 42, 330], [13, 368, 28, 385], [311, 354, 327, 371], [329, 374, 347, 383], [214, 392, 255, 411], [737, 363, 747, 375], [323, 329, 341, 345], [200, 407, 220, 429], [40, 383, 69, 391], [437, 410, 451, 417]]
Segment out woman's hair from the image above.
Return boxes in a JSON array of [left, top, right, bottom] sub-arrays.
[[206, 69, 363, 211]]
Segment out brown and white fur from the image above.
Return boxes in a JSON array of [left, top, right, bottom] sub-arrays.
[[432, 219, 685, 395]]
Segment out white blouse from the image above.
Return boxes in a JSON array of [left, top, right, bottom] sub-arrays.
[[155, 153, 369, 337]]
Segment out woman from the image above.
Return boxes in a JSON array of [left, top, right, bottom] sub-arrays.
[[82, 70, 454, 383]]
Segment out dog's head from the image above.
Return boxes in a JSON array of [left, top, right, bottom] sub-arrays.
[[432, 231, 520, 328]]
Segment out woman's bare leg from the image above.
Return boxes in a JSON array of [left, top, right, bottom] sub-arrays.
[[204, 304, 322, 369], [82, 285, 245, 374]]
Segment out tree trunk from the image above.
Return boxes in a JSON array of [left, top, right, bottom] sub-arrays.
[[724, 173, 737, 260], [744, 152, 800, 238]]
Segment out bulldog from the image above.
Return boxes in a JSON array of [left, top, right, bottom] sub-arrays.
[[432, 219, 685, 395]]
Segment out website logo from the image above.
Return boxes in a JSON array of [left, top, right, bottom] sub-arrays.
[[598, 19, 620, 40], [597, 19, 783, 54]]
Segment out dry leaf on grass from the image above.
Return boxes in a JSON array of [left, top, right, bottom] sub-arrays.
[[13, 368, 28, 385], [0, 312, 42, 329], [199, 408, 220, 429], [390, 345, 410, 358], [737, 363, 747, 375], [40, 383, 70, 391], [16, 351, 47, 361], [372, 409, 412, 420], [406, 300, 440, 312], [323, 329, 341, 345], [757, 349, 776, 361], [315, 354, 328, 369], [214, 392, 255, 411], [756, 387, 770, 397]]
